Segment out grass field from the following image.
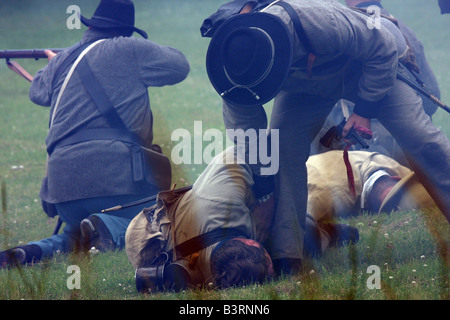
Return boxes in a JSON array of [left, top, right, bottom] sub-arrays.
[[0, 0, 448, 303]]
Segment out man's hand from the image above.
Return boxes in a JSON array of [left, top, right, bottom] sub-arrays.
[[44, 49, 57, 61], [252, 194, 275, 243], [342, 113, 371, 143], [240, 2, 256, 13]]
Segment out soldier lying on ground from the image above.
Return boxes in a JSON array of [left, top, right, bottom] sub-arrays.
[[306, 150, 435, 222], [125, 147, 359, 292]]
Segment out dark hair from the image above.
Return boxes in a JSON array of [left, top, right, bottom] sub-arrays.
[[210, 239, 273, 288], [367, 176, 398, 213]]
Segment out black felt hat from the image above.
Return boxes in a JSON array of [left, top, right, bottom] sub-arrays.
[[80, 0, 148, 39], [206, 12, 293, 107]]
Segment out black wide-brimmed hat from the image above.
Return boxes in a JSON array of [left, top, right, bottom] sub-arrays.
[[80, 0, 148, 39], [206, 12, 293, 107]]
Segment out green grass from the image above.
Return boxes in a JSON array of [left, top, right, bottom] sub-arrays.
[[0, 208, 447, 300], [0, 0, 449, 301]]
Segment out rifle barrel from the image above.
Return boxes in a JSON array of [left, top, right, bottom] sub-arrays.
[[397, 72, 450, 114], [101, 185, 193, 212], [0, 48, 64, 60]]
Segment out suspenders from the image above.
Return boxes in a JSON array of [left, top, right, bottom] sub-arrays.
[[47, 40, 170, 185], [270, 1, 317, 78]]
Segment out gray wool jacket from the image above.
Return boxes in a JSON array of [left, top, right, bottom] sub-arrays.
[[30, 29, 190, 203], [376, 3, 441, 116], [222, 0, 400, 175], [264, 0, 399, 117]]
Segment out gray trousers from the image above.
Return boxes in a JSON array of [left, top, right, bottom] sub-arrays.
[[268, 93, 336, 259]]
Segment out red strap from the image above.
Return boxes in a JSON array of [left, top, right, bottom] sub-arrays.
[[342, 125, 373, 197], [354, 125, 373, 140], [307, 53, 316, 79], [343, 144, 356, 197]]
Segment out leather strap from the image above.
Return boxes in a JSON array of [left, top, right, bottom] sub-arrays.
[[47, 128, 141, 155], [47, 39, 154, 183], [50, 40, 106, 128], [6, 60, 34, 82], [77, 58, 129, 130], [168, 228, 246, 259], [274, 1, 317, 77], [274, 1, 314, 54], [51, 42, 93, 91]]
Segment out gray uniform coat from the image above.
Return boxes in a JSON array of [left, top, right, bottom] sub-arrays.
[[311, 2, 441, 166], [30, 29, 190, 203]]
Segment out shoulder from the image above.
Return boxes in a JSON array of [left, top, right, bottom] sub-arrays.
[[107, 36, 169, 52]]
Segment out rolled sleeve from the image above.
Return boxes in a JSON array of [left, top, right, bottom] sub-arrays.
[[29, 64, 55, 107]]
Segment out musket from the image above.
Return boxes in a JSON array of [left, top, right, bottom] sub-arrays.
[[52, 185, 193, 236], [396, 71, 450, 114], [0, 48, 64, 60], [101, 185, 193, 213], [0, 48, 64, 82]]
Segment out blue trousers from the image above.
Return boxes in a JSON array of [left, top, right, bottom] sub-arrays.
[[28, 194, 155, 259]]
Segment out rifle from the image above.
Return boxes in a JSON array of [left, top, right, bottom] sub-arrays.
[[0, 48, 64, 82], [396, 71, 450, 114], [101, 185, 193, 213], [320, 118, 371, 150]]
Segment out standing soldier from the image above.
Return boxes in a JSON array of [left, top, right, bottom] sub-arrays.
[[203, 0, 450, 275]]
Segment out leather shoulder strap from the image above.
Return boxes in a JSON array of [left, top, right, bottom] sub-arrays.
[[274, 1, 314, 54], [51, 42, 93, 91], [169, 228, 246, 259], [77, 57, 129, 130]]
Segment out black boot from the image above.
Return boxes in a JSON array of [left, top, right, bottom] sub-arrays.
[[80, 215, 115, 252], [304, 216, 324, 257], [0, 244, 42, 268], [322, 223, 359, 247], [272, 258, 302, 277]]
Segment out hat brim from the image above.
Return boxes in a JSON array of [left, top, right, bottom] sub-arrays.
[[80, 15, 148, 39], [206, 12, 293, 107], [378, 172, 416, 214]]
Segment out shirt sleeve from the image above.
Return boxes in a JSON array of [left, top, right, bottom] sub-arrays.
[[131, 38, 190, 87], [29, 58, 60, 107], [222, 101, 268, 134], [222, 101, 270, 175]]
